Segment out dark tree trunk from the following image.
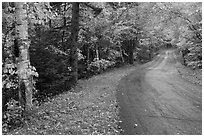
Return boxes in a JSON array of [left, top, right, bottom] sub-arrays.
[[129, 43, 134, 64], [62, 3, 66, 51], [87, 46, 90, 64], [70, 3, 80, 85], [49, 19, 51, 28], [128, 40, 135, 64]]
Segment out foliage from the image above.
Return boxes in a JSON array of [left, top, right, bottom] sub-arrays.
[[30, 43, 72, 102], [88, 58, 115, 74], [2, 99, 24, 133], [184, 42, 202, 69], [108, 49, 121, 61], [2, 62, 18, 90], [2, 61, 19, 112]]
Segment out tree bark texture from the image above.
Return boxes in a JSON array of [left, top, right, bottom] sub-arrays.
[[15, 2, 33, 111], [70, 3, 80, 84]]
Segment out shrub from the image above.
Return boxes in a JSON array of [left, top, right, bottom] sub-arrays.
[[184, 43, 202, 69], [30, 44, 72, 102], [2, 99, 24, 133], [87, 58, 115, 74], [2, 60, 19, 111]]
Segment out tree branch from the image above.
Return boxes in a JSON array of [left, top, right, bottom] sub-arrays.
[[84, 3, 103, 17]]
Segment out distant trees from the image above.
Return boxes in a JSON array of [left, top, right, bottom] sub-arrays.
[[162, 2, 202, 68]]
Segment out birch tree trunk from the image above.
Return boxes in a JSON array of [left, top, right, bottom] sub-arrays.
[[70, 3, 80, 85], [15, 2, 33, 111], [95, 45, 99, 61]]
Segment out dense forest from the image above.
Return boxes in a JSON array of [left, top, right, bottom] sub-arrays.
[[2, 2, 202, 134]]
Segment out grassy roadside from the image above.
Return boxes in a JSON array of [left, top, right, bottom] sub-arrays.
[[8, 65, 136, 135]]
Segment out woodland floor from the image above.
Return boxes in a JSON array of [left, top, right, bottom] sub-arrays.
[[9, 65, 136, 135], [176, 63, 202, 86]]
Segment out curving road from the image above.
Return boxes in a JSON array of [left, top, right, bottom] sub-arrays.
[[117, 50, 202, 135]]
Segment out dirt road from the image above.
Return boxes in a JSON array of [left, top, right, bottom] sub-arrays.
[[117, 50, 202, 135]]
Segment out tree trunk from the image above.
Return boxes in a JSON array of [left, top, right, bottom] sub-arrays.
[[87, 46, 90, 64], [129, 48, 134, 64], [49, 19, 52, 28], [95, 44, 99, 60], [128, 41, 134, 64], [119, 45, 124, 63], [63, 2, 67, 26], [149, 38, 152, 60], [70, 2, 80, 85], [15, 2, 33, 111], [62, 2, 66, 51]]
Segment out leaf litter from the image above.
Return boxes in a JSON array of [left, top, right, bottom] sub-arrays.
[[176, 63, 202, 86], [9, 65, 136, 135]]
